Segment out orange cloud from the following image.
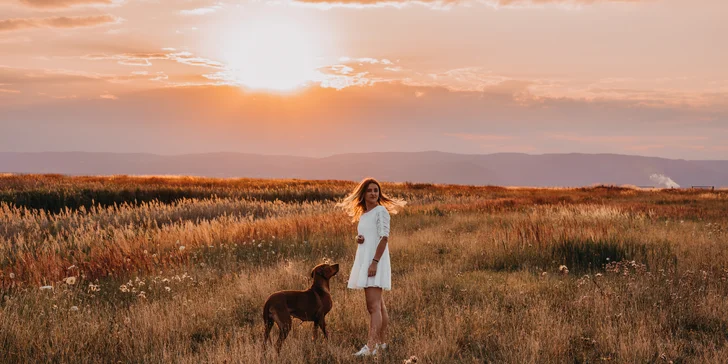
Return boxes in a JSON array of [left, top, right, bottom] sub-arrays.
[[82, 52, 225, 72], [292, 0, 640, 8], [0, 15, 119, 32], [444, 133, 514, 141], [16, 0, 115, 8], [547, 134, 710, 144], [180, 4, 223, 15]]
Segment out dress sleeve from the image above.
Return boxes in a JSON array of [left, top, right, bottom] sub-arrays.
[[377, 206, 390, 238]]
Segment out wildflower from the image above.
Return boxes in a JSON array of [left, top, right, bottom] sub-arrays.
[[67, 265, 77, 270], [120, 284, 129, 293], [595, 273, 603, 278], [179, 246, 185, 251], [40, 286, 53, 291], [258, 243, 262, 248], [165, 286, 171, 292], [541, 272, 547, 276], [559, 265, 569, 275], [9, 273, 15, 279], [88, 283, 100, 292], [137, 291, 146, 299], [70, 306, 79, 311], [64, 276, 77, 285], [404, 355, 418, 364], [162, 278, 170, 283]]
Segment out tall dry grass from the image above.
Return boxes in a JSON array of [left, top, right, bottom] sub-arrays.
[[1, 175, 727, 363]]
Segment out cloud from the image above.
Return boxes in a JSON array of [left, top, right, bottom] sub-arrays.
[[180, 3, 223, 15], [290, 0, 641, 9], [0, 15, 119, 32], [0, 36, 32, 44], [82, 51, 224, 69], [0, 65, 153, 88], [0, 89, 22, 94], [16, 0, 117, 8], [2, 82, 726, 160], [444, 133, 514, 141], [99, 93, 118, 100], [546, 134, 710, 144]]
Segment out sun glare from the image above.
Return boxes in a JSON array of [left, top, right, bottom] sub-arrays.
[[219, 18, 322, 92]]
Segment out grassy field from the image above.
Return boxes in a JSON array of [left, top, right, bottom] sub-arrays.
[[1, 174, 727, 363]]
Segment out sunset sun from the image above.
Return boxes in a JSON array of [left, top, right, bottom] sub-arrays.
[[218, 18, 322, 92]]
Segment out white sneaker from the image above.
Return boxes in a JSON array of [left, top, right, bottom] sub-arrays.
[[376, 343, 388, 351], [353, 344, 377, 357]]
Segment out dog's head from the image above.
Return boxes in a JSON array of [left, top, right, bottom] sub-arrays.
[[311, 263, 339, 279]]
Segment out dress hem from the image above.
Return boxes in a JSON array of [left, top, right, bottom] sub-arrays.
[[347, 285, 391, 291]]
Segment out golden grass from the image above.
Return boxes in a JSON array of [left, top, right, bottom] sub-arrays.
[[1, 175, 727, 363]]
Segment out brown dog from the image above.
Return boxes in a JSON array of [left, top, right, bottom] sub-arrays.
[[263, 263, 339, 352]]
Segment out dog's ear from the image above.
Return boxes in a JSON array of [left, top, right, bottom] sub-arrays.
[[311, 265, 325, 278]]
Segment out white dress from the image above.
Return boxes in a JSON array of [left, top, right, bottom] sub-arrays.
[[347, 205, 392, 290]]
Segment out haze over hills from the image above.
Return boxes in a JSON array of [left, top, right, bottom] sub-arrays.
[[1, 151, 726, 188]]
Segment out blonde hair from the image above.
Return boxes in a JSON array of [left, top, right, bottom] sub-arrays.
[[336, 177, 406, 222]]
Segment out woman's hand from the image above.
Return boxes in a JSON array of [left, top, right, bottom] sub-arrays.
[[356, 235, 365, 244], [367, 261, 378, 277]]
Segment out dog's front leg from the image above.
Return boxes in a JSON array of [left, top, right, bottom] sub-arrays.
[[319, 317, 328, 340]]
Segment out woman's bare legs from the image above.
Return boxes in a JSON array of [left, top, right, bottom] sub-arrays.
[[364, 287, 382, 349], [380, 296, 388, 345]]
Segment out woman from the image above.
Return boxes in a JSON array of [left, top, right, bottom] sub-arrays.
[[337, 177, 406, 357]]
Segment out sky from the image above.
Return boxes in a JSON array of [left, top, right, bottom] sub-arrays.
[[0, 0, 727, 159]]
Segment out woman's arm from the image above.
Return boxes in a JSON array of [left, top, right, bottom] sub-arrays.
[[367, 236, 388, 277], [372, 237, 388, 262], [368, 207, 391, 277]]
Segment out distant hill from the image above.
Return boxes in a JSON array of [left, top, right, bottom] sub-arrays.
[[1, 151, 726, 187]]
